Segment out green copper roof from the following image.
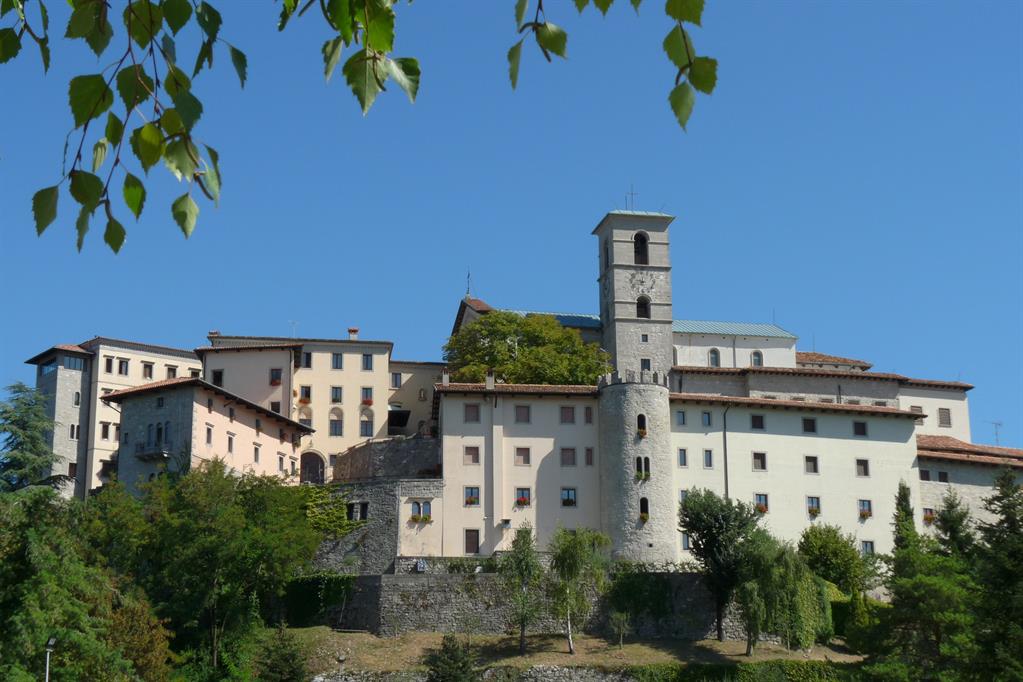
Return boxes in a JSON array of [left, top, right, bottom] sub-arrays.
[[672, 320, 797, 339]]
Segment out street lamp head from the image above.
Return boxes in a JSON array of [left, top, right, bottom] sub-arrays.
[[46, 636, 57, 650]]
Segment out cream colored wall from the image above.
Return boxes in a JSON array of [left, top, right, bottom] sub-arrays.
[[398, 497, 443, 555], [670, 402, 920, 556], [673, 334, 796, 369], [87, 344, 200, 491], [917, 459, 1021, 527], [389, 362, 443, 436], [439, 394, 600, 557], [898, 387, 971, 441], [202, 349, 294, 415]]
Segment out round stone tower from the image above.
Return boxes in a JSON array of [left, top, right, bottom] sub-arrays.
[[598, 371, 676, 563]]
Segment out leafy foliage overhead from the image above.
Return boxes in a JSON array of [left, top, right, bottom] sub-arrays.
[[2, 0, 717, 252]]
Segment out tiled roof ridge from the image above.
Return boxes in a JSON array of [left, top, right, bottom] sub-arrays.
[[674, 365, 972, 391], [436, 382, 598, 395], [796, 351, 873, 368], [79, 336, 199, 359], [917, 435, 1023, 459], [670, 391, 924, 418], [209, 334, 392, 347]]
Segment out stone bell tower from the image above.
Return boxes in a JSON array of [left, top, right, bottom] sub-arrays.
[[594, 211, 677, 563]]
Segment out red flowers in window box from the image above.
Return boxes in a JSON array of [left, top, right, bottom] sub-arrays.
[[465, 496, 479, 506], [298, 397, 311, 405], [515, 496, 530, 507], [859, 509, 873, 520], [808, 507, 821, 518], [923, 511, 936, 525], [270, 379, 282, 386], [755, 503, 769, 514], [361, 399, 373, 406]]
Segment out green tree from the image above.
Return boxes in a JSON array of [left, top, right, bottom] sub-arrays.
[[547, 526, 611, 654], [424, 634, 477, 682], [892, 480, 918, 552], [0, 382, 63, 492], [797, 523, 864, 594], [973, 468, 1023, 680], [78, 479, 151, 576], [498, 523, 544, 655], [608, 609, 631, 649], [3, 0, 717, 251], [255, 625, 307, 682], [678, 488, 761, 641], [934, 488, 975, 560], [444, 311, 610, 385]]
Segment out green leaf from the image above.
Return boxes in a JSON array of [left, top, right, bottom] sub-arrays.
[[322, 36, 344, 82], [105, 112, 124, 147], [196, 2, 221, 42], [171, 90, 202, 130], [165, 64, 191, 97], [507, 40, 523, 90], [325, 0, 353, 42], [160, 108, 185, 136], [116, 66, 154, 111], [384, 57, 420, 103], [123, 173, 146, 219], [192, 38, 213, 77], [84, 16, 113, 57], [104, 214, 125, 252], [361, 0, 394, 52], [65, 4, 96, 38], [92, 138, 109, 173], [668, 81, 696, 130], [123, 1, 163, 49], [662, 24, 694, 70], [163, 138, 198, 181], [536, 22, 568, 58], [39, 0, 48, 30], [161, 33, 177, 63], [0, 27, 19, 63], [69, 170, 104, 210], [229, 46, 247, 88], [75, 204, 92, 251], [203, 144, 221, 204], [163, 0, 192, 34], [631, 0, 642, 11], [688, 56, 717, 94], [666, 0, 703, 25], [37, 36, 50, 72], [573, 0, 589, 11], [32, 186, 59, 235], [342, 50, 384, 115], [130, 123, 164, 173], [171, 193, 198, 238], [593, 0, 613, 15], [68, 75, 113, 127], [515, 0, 529, 25]]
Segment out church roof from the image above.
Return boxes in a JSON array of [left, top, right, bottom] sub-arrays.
[[672, 319, 797, 339], [503, 309, 602, 330], [796, 351, 873, 369]]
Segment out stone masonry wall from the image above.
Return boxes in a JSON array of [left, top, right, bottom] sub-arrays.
[[316, 479, 402, 575], [333, 435, 441, 480]]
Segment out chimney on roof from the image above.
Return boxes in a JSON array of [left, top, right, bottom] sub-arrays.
[[485, 368, 495, 390], [442, 368, 450, 386], [348, 327, 359, 340], [209, 330, 220, 337]]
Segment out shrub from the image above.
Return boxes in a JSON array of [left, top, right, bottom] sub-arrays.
[[627, 660, 861, 681], [281, 572, 354, 627], [424, 634, 477, 682], [608, 610, 631, 648], [254, 625, 307, 682]]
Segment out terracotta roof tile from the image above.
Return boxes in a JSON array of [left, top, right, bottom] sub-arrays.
[[674, 365, 972, 391], [796, 351, 873, 369], [194, 343, 302, 355], [670, 392, 923, 418], [917, 435, 1022, 459], [24, 343, 93, 364]]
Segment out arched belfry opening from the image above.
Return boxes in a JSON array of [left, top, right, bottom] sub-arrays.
[[633, 232, 649, 265]]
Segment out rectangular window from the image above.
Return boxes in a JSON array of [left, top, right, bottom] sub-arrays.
[[560, 406, 576, 424], [73, 391, 81, 407], [228, 407, 235, 422], [346, 503, 355, 520], [361, 354, 373, 371], [329, 419, 343, 437], [278, 455, 285, 472], [701, 411, 712, 427], [143, 363, 153, 379], [100, 422, 110, 440], [561, 488, 577, 507], [270, 368, 283, 386], [861, 541, 875, 556], [678, 448, 688, 467], [805, 455, 819, 474], [300, 385, 312, 400], [680, 489, 688, 504], [464, 403, 480, 423], [359, 502, 369, 520], [681, 532, 691, 551], [68, 462, 77, 478], [207, 398, 214, 413], [802, 417, 817, 433], [641, 334, 649, 343], [118, 359, 129, 376], [166, 366, 177, 379], [189, 368, 201, 378], [820, 398, 834, 404], [640, 358, 651, 371], [872, 400, 886, 407], [360, 419, 373, 437], [560, 447, 577, 466], [64, 356, 84, 371], [752, 451, 767, 471], [279, 428, 286, 442], [585, 447, 594, 466], [254, 445, 260, 463], [331, 386, 343, 403], [205, 426, 212, 445], [856, 459, 870, 477], [156, 397, 164, 408], [703, 449, 713, 468], [846, 399, 861, 406], [115, 424, 121, 441], [910, 405, 924, 424], [515, 447, 530, 466], [102, 356, 114, 373], [464, 486, 480, 506], [514, 405, 530, 423], [751, 414, 765, 430], [301, 352, 312, 368], [331, 352, 344, 369], [938, 471, 949, 483], [463, 446, 480, 465], [271, 401, 281, 414], [391, 372, 402, 388], [361, 387, 372, 402], [255, 418, 262, 433], [212, 369, 224, 387], [291, 458, 298, 475], [859, 499, 873, 516], [584, 406, 593, 424], [920, 469, 931, 481], [676, 410, 686, 426], [938, 408, 952, 428], [754, 493, 769, 511], [227, 435, 234, 454], [853, 421, 868, 437], [69, 424, 79, 440], [465, 529, 480, 555], [807, 496, 821, 515], [515, 488, 531, 507]]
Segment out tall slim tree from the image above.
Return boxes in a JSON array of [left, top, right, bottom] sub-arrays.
[[547, 527, 610, 654], [892, 480, 918, 552], [934, 489, 975, 560], [678, 489, 761, 641], [499, 523, 544, 655], [0, 382, 64, 492]]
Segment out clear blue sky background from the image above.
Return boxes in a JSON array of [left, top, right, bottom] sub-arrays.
[[1, 2, 1020, 446]]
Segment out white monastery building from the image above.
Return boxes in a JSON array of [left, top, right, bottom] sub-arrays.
[[26, 211, 1021, 570]]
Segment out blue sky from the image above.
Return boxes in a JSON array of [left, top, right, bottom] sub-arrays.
[[1, 2, 1020, 446]]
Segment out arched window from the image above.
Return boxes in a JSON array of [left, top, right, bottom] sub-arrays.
[[751, 351, 763, 367], [412, 501, 421, 516], [165, 421, 171, 447], [329, 408, 343, 437], [643, 457, 651, 476], [300, 452, 325, 484], [637, 414, 647, 431], [422, 500, 432, 517], [636, 456, 643, 475], [147, 423, 153, 446], [633, 233, 649, 265], [708, 348, 720, 367], [636, 296, 651, 319], [298, 406, 313, 428], [640, 497, 650, 515], [360, 411, 374, 438]]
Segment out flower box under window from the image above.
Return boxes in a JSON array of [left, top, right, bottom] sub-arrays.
[[465, 496, 479, 506], [361, 398, 373, 406], [515, 497, 530, 507], [298, 398, 311, 405], [410, 513, 421, 522], [808, 507, 821, 518], [639, 512, 649, 522], [923, 512, 936, 525], [562, 498, 576, 507], [755, 503, 769, 514], [637, 428, 647, 439], [859, 509, 873, 520], [270, 379, 282, 386]]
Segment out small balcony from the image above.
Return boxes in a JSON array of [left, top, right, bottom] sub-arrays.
[[135, 442, 173, 461]]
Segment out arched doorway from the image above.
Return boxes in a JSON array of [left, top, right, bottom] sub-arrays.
[[300, 451, 325, 485]]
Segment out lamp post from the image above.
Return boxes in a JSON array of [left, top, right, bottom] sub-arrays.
[[44, 636, 56, 682]]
